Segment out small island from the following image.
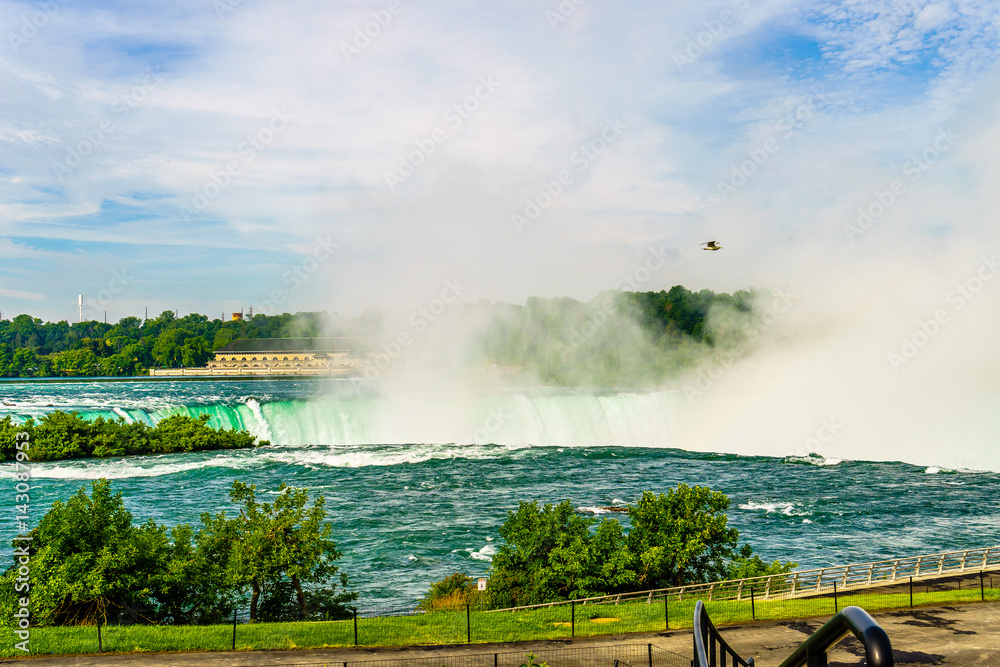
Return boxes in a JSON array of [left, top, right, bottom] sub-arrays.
[[0, 411, 266, 463]]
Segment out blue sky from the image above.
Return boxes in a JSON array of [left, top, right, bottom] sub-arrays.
[[1, 0, 999, 322]]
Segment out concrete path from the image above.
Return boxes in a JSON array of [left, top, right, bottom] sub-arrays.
[[2, 602, 996, 666]]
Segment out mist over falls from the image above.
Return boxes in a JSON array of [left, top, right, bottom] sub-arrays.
[[3, 278, 1000, 471]]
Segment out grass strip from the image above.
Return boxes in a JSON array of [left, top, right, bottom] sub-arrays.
[[4, 586, 996, 657]]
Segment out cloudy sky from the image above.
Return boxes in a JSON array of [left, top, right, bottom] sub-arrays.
[[2, 0, 1000, 323]]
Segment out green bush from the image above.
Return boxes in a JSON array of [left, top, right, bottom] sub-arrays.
[[0, 411, 265, 462]]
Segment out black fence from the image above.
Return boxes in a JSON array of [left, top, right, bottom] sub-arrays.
[[251, 643, 692, 667], [12, 569, 998, 657]]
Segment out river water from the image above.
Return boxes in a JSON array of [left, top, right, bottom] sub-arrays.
[[0, 378, 996, 612]]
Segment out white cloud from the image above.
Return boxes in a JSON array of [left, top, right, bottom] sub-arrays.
[[0, 0, 996, 322]]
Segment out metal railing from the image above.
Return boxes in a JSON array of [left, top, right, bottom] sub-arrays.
[[693, 601, 754, 667], [485, 545, 1000, 613], [777, 606, 893, 667]]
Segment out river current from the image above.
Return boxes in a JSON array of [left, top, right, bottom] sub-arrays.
[[0, 378, 997, 612]]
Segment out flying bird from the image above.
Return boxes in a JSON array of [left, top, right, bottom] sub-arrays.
[[701, 241, 722, 251]]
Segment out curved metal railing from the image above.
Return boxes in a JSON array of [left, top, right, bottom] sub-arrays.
[[777, 605, 893, 667], [693, 601, 754, 667]]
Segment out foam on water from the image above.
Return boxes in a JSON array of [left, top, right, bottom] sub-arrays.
[[783, 454, 844, 466], [1, 452, 258, 480], [467, 545, 496, 562], [259, 443, 524, 469], [738, 500, 811, 517]]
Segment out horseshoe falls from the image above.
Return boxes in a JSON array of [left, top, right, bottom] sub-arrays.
[[0, 378, 997, 612]]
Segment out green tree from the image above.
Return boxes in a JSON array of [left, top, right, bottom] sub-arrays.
[[50, 348, 101, 376], [487, 500, 616, 606], [180, 337, 211, 367], [3, 480, 169, 625], [147, 522, 237, 624], [152, 328, 190, 368], [225, 481, 355, 622], [10, 348, 38, 376], [0, 411, 262, 463], [476, 486, 792, 608], [0, 479, 352, 627], [0, 343, 13, 376], [626, 485, 741, 587]]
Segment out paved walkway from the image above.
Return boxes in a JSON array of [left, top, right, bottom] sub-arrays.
[[2, 602, 996, 666]]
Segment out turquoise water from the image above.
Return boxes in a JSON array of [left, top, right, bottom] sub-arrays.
[[0, 379, 997, 612]]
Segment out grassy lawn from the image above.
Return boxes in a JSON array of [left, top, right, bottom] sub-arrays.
[[4, 586, 996, 657]]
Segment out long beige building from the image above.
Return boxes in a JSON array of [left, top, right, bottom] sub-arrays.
[[149, 338, 380, 377]]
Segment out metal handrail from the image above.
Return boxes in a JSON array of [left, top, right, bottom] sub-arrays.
[[483, 545, 1000, 613], [693, 601, 754, 667], [777, 606, 893, 667]]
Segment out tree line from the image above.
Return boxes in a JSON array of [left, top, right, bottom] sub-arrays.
[[0, 286, 757, 379], [0, 311, 338, 377], [0, 480, 356, 626], [422, 485, 794, 610], [2, 481, 790, 627], [0, 411, 265, 463], [474, 287, 757, 385]]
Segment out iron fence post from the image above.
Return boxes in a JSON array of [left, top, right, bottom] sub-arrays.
[[909, 576, 913, 608], [750, 586, 755, 621], [981, 571, 985, 602], [571, 600, 575, 637], [353, 607, 358, 646], [232, 607, 237, 650], [665, 594, 669, 630], [97, 621, 102, 653], [648, 642, 653, 667], [467, 603, 471, 643], [833, 581, 838, 613]]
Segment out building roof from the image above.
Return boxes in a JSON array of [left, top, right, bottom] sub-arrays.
[[218, 337, 379, 353]]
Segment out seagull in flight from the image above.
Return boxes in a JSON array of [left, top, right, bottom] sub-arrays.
[[701, 241, 722, 251]]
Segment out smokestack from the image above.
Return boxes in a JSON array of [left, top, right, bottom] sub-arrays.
[[78, 294, 83, 323]]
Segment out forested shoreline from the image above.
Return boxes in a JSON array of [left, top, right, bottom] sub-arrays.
[[0, 311, 333, 378], [0, 286, 757, 379], [0, 411, 265, 462], [0, 480, 354, 626], [1, 481, 788, 628]]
